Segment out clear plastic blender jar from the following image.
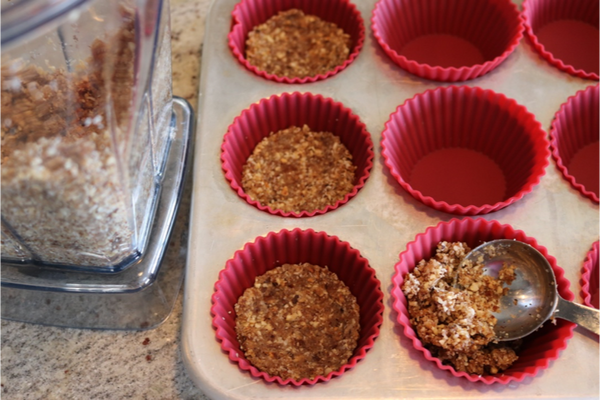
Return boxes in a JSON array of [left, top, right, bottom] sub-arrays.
[[1, 0, 174, 272]]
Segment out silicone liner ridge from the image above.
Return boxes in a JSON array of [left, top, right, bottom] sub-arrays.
[[522, 0, 600, 81], [581, 241, 599, 309], [380, 86, 550, 215], [371, 0, 524, 82], [549, 84, 600, 203]]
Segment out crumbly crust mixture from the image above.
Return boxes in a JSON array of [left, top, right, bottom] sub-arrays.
[[241, 124, 356, 213], [1, 6, 136, 266], [245, 9, 351, 78], [402, 241, 518, 375], [235, 263, 360, 380]]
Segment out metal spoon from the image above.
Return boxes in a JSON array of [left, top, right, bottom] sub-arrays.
[[461, 239, 599, 341]]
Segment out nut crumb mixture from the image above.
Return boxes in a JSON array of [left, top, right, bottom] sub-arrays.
[[235, 263, 360, 380], [1, 6, 136, 266], [246, 9, 351, 78], [402, 241, 519, 375], [241, 124, 356, 213]]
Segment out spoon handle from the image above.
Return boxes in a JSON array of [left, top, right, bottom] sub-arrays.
[[555, 296, 599, 335]]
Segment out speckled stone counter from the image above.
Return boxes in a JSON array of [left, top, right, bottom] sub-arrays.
[[1, 1, 212, 398]]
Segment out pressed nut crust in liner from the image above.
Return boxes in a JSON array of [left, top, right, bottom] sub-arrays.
[[241, 124, 356, 213], [402, 241, 519, 375], [245, 9, 351, 78], [234, 263, 360, 381]]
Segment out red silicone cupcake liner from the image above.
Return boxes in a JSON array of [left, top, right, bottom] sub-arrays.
[[522, 0, 599, 80], [581, 241, 599, 309], [550, 84, 599, 203], [211, 228, 384, 386], [391, 218, 575, 384], [381, 86, 549, 215], [371, 0, 523, 82], [228, 0, 365, 83], [221, 92, 374, 217]]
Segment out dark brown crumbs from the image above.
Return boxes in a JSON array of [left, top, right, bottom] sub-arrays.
[[234, 263, 360, 381], [142, 338, 150, 346], [246, 9, 351, 78], [402, 241, 519, 375], [145, 355, 152, 362], [241, 124, 356, 213]]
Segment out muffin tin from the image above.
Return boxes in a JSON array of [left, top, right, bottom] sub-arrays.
[[182, 0, 599, 398]]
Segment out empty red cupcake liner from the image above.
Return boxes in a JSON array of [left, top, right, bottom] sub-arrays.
[[211, 228, 385, 385], [371, 0, 523, 82], [381, 86, 549, 215], [581, 241, 599, 309], [522, 0, 599, 80], [228, 0, 365, 83], [391, 217, 575, 384], [221, 92, 374, 217], [550, 84, 599, 203]]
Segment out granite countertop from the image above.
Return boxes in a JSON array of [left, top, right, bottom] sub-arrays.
[[1, 1, 212, 398]]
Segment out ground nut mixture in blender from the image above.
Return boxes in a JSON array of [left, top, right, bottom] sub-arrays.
[[235, 263, 360, 380], [1, 6, 138, 266], [245, 9, 351, 78], [241, 124, 356, 213], [402, 241, 518, 375]]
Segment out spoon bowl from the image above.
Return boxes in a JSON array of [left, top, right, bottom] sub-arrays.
[[462, 239, 600, 341]]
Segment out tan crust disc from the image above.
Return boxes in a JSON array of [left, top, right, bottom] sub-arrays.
[[241, 124, 356, 213], [234, 263, 360, 380], [245, 9, 351, 79]]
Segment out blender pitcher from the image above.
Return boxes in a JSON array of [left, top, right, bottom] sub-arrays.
[[1, 0, 174, 272]]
